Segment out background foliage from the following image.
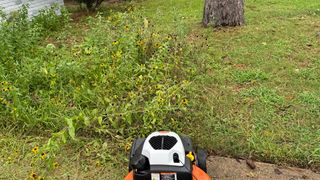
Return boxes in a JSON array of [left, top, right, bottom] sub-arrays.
[[1, 0, 320, 178], [0, 1, 194, 151]]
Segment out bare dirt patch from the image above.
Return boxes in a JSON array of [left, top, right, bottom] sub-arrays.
[[207, 156, 320, 180]]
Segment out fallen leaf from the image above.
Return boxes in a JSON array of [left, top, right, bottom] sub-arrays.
[[246, 159, 256, 170], [274, 168, 282, 175]]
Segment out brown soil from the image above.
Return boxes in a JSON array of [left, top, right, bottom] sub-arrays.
[[207, 156, 320, 180]]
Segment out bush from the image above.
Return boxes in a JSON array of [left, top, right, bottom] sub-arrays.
[[0, 7, 193, 176], [0, 5, 69, 68], [32, 5, 70, 32], [0, 5, 69, 127], [76, 0, 105, 11], [0, 6, 33, 67], [1, 8, 191, 142]]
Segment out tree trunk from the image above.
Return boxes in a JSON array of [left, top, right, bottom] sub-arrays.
[[94, 0, 104, 10], [203, 0, 245, 27]]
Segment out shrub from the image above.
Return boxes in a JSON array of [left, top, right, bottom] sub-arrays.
[[0, 5, 69, 127], [0, 6, 36, 67], [32, 5, 70, 33], [75, 0, 105, 11], [1, 9, 191, 142], [0, 7, 192, 176], [0, 5, 69, 69]]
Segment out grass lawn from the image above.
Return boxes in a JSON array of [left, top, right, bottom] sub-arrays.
[[1, 0, 320, 179], [136, 0, 320, 167]]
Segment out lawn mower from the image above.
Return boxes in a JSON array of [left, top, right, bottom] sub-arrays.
[[124, 131, 211, 180]]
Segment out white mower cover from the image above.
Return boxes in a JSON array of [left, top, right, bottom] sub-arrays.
[[141, 131, 185, 166]]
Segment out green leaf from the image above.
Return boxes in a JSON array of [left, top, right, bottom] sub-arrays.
[[62, 132, 67, 143], [84, 116, 90, 126], [98, 116, 103, 126], [66, 118, 76, 140]]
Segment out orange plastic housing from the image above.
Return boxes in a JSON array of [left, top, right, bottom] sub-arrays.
[[124, 171, 133, 180], [192, 165, 211, 180], [124, 165, 211, 180]]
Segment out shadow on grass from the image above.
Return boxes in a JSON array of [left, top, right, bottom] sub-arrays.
[[64, 0, 133, 22]]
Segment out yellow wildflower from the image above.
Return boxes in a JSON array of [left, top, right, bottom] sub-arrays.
[[112, 50, 122, 59], [84, 47, 92, 55], [32, 146, 39, 154], [40, 152, 47, 160], [155, 43, 161, 48], [181, 99, 188, 105], [157, 97, 164, 103], [1, 81, 8, 85], [112, 40, 119, 45], [156, 84, 163, 89], [29, 172, 37, 180], [38, 176, 44, 180], [95, 160, 101, 167], [137, 40, 144, 46], [53, 162, 59, 169], [125, 142, 131, 152], [125, 25, 129, 31]]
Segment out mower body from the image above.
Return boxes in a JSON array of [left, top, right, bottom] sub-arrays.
[[124, 131, 211, 180]]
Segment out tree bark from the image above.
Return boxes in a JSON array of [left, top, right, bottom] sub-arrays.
[[94, 0, 104, 9], [203, 0, 245, 27]]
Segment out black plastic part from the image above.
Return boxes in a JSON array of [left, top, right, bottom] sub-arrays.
[[131, 154, 150, 171], [129, 138, 146, 172], [173, 153, 179, 163], [134, 157, 193, 180], [180, 136, 193, 152], [134, 172, 151, 180], [196, 149, 207, 173], [149, 136, 178, 150]]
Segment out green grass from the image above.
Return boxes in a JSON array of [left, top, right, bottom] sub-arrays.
[[0, 132, 123, 179], [134, 0, 320, 167], [1, 0, 320, 178]]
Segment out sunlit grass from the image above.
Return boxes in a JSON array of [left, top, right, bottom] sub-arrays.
[[134, 0, 320, 168]]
